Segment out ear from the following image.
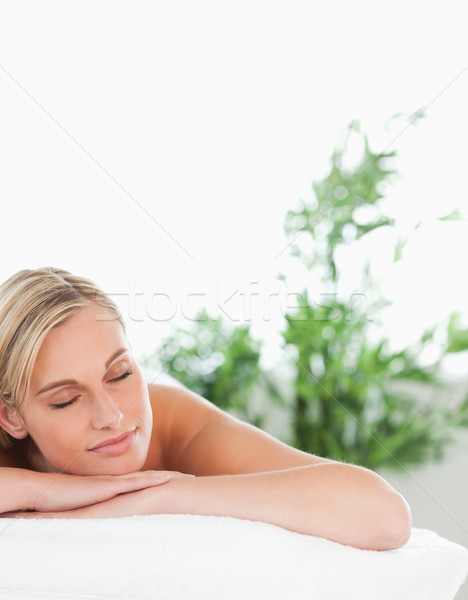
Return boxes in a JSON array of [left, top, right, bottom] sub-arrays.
[[0, 401, 29, 440]]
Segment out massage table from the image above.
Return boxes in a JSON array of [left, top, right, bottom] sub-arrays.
[[0, 514, 467, 599]]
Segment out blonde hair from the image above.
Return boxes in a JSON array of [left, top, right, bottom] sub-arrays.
[[0, 267, 125, 451]]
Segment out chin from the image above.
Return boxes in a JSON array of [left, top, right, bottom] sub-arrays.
[[56, 447, 147, 476], [104, 456, 147, 475]]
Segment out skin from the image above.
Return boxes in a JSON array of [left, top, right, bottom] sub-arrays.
[[0, 303, 412, 550], [17, 304, 153, 476]]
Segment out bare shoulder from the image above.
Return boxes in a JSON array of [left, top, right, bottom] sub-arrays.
[[147, 383, 225, 469], [148, 382, 225, 421], [147, 382, 225, 432], [147, 383, 332, 475]]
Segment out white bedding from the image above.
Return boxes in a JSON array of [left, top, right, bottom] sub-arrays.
[[0, 515, 467, 599]]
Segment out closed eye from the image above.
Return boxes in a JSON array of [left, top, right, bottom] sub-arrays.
[[51, 397, 79, 410], [50, 370, 133, 410], [109, 369, 133, 383]]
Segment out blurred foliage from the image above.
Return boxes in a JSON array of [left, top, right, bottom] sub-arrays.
[[281, 119, 468, 468], [145, 310, 268, 428], [446, 312, 468, 353], [282, 294, 468, 468], [145, 118, 468, 471]]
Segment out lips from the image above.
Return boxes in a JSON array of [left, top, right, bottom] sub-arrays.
[[88, 429, 136, 457]]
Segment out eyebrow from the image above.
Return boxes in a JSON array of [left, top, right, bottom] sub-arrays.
[[36, 347, 130, 396]]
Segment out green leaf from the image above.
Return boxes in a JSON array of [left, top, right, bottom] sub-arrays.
[[439, 209, 465, 222], [146, 114, 468, 473]]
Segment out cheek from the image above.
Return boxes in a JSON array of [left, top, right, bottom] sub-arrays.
[[129, 375, 152, 420], [128, 393, 153, 435], [30, 411, 86, 452]]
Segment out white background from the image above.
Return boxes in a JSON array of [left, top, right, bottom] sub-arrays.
[[1, 1, 468, 593], [1, 1, 467, 359]]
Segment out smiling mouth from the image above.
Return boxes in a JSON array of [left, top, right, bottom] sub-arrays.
[[88, 429, 136, 457]]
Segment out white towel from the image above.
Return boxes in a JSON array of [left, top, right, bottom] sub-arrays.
[[0, 515, 467, 599]]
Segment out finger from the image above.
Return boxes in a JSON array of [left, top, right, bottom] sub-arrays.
[[113, 470, 195, 480], [113, 474, 172, 495]]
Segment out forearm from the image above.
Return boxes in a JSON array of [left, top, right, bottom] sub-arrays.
[[0, 468, 182, 516], [65, 463, 411, 550], [0, 468, 44, 513], [157, 463, 411, 550]]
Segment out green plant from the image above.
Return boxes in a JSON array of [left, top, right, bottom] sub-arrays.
[[280, 119, 468, 469], [145, 118, 468, 471], [144, 310, 268, 427]]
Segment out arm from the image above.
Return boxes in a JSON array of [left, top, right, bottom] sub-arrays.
[[154, 385, 411, 550], [161, 464, 411, 550], [11, 386, 411, 550], [45, 461, 410, 551], [0, 465, 183, 515]]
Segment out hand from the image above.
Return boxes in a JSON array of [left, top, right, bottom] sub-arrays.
[[1, 475, 187, 519], [29, 470, 192, 513]]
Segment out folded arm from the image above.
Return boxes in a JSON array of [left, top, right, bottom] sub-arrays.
[[4, 386, 412, 550], [37, 461, 410, 551], [0, 466, 186, 515]]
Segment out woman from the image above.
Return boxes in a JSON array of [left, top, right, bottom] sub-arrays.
[[0, 267, 411, 550]]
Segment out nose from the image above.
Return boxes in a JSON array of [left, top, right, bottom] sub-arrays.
[[90, 391, 124, 430]]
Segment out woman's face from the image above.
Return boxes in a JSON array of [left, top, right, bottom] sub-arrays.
[[19, 303, 153, 475]]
